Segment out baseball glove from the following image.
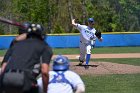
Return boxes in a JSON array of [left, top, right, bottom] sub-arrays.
[[95, 30, 102, 39]]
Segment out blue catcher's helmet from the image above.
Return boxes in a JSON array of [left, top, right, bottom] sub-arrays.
[[53, 55, 70, 71]]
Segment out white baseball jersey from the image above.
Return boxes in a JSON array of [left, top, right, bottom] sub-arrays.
[[37, 70, 84, 93], [76, 24, 97, 44]]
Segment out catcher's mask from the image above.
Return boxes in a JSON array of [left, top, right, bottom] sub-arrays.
[[18, 22, 31, 35], [53, 55, 70, 71]]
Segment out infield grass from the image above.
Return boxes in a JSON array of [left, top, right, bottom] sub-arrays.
[[70, 58, 140, 66], [91, 58, 140, 66], [81, 74, 140, 93], [1, 46, 140, 56], [53, 46, 140, 54], [0, 50, 7, 56]]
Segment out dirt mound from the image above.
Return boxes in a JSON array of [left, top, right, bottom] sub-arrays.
[[69, 62, 140, 75]]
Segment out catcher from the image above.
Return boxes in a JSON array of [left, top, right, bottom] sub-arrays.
[[37, 55, 85, 93]]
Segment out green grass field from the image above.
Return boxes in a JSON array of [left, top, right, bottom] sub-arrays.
[[1, 46, 140, 56], [82, 74, 140, 93], [0, 46, 140, 93], [53, 46, 140, 54], [70, 58, 140, 66]]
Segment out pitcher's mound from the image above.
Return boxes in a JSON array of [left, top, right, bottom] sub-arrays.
[[70, 62, 140, 75]]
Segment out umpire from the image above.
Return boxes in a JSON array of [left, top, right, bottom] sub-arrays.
[[0, 23, 53, 93]]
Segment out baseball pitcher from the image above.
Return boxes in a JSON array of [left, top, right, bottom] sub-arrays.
[[72, 18, 103, 69]]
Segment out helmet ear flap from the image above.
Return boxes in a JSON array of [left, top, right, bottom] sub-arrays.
[[18, 22, 31, 35]]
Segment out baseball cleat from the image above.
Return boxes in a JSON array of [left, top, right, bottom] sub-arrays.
[[84, 64, 89, 69], [78, 61, 84, 65], [78, 57, 84, 65]]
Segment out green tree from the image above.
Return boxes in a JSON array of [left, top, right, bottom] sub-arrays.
[[0, 0, 140, 34]]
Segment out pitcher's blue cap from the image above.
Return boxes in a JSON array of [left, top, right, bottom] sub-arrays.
[[88, 18, 94, 22]]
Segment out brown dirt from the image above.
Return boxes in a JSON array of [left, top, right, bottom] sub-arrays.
[[52, 53, 140, 59], [69, 62, 140, 75], [1, 53, 140, 75]]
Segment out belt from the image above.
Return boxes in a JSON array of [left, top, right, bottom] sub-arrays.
[[5, 69, 23, 73], [80, 40, 95, 44]]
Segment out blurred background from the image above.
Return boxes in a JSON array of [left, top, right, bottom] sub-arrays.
[[0, 0, 140, 34]]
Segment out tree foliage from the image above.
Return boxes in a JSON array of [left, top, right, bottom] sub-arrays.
[[0, 0, 140, 34]]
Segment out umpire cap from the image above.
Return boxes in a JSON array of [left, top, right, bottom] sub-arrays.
[[53, 55, 70, 71]]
